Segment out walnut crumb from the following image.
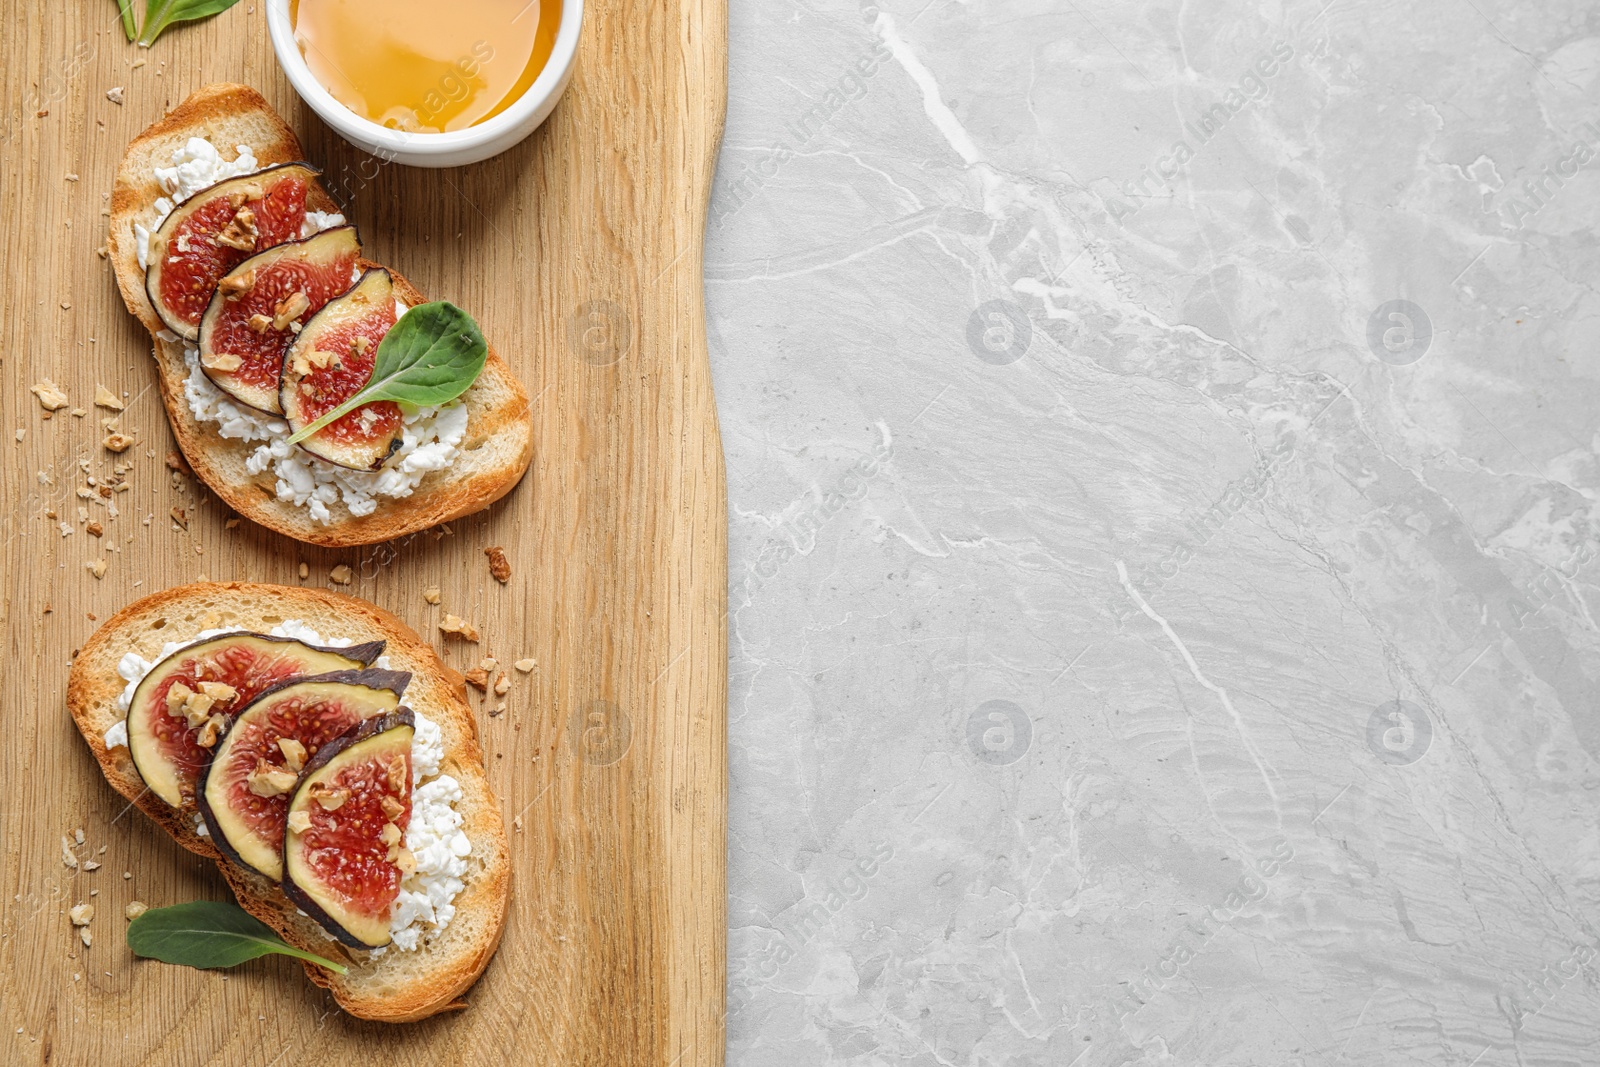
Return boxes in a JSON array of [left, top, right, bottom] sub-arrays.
[[80, 927, 92, 948], [169, 506, 187, 529], [86, 522, 103, 538], [439, 613, 480, 641], [494, 674, 510, 696], [93, 385, 124, 411], [479, 657, 498, 672], [329, 564, 352, 585], [105, 86, 124, 104], [423, 586, 441, 605], [102, 432, 135, 453], [286, 810, 312, 835], [165, 450, 191, 475], [69, 904, 94, 926], [30, 380, 68, 411], [513, 658, 536, 672], [86, 559, 107, 579], [124, 901, 148, 920], [485, 545, 511, 583]]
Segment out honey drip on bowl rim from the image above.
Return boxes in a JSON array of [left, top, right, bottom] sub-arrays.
[[290, 0, 561, 134]]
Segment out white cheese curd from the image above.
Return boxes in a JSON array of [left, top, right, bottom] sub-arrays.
[[132, 138, 262, 269], [103, 622, 470, 949], [302, 209, 346, 237], [182, 346, 468, 525]]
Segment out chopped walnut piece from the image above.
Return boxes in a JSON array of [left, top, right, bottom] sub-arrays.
[[93, 385, 124, 411], [272, 291, 310, 330], [69, 903, 94, 925], [277, 738, 307, 772], [387, 755, 408, 793], [30, 380, 68, 411], [246, 759, 298, 798], [485, 546, 511, 583], [86, 522, 103, 538], [198, 681, 237, 703], [86, 559, 107, 579], [179, 693, 215, 728], [439, 614, 480, 641], [379, 822, 403, 847], [380, 795, 405, 820], [513, 658, 536, 673], [218, 269, 255, 296], [200, 351, 242, 373], [392, 846, 417, 874], [165, 682, 193, 712], [102, 432, 135, 453], [352, 335, 371, 355], [124, 901, 148, 920], [464, 668, 489, 692], [328, 564, 352, 585], [494, 674, 511, 696], [422, 586, 441, 605], [215, 206, 258, 251], [80, 927, 93, 948], [286, 810, 312, 835], [309, 783, 349, 810], [195, 714, 225, 748], [169, 506, 188, 530], [480, 657, 498, 672], [247, 312, 272, 333]]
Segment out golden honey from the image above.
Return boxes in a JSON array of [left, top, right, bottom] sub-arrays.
[[291, 0, 561, 133]]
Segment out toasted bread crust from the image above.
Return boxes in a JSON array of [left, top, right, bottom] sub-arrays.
[[67, 582, 511, 1022], [108, 84, 534, 547]]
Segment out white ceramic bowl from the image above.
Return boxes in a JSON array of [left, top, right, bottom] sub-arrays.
[[266, 0, 582, 168]]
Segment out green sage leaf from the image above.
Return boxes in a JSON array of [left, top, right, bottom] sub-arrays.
[[126, 900, 349, 974], [137, 0, 245, 47], [115, 0, 138, 42], [284, 301, 488, 446]]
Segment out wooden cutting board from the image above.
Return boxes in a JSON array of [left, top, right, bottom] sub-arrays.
[[0, 0, 728, 1063]]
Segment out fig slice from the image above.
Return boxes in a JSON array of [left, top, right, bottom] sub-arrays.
[[196, 226, 362, 414], [144, 163, 321, 340], [126, 632, 384, 811], [283, 710, 416, 948], [280, 268, 404, 471], [199, 669, 411, 881]]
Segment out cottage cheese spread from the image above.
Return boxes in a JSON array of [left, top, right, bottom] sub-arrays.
[[103, 622, 468, 949]]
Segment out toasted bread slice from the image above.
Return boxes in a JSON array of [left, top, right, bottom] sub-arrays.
[[67, 582, 510, 1022], [107, 84, 533, 547]]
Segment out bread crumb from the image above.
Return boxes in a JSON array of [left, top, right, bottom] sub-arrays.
[[479, 657, 498, 672], [30, 380, 68, 411], [93, 384, 125, 411], [439, 614, 479, 641], [297, 562, 309, 579], [86, 522, 103, 538], [82, 860, 101, 872], [69, 903, 93, 926], [485, 545, 511, 583], [329, 564, 352, 585], [71, 407, 87, 417], [512, 816, 523, 832], [514, 658, 536, 672], [165, 450, 191, 475], [494, 674, 510, 696], [61, 838, 78, 869], [125, 901, 148, 920], [423, 586, 441, 605], [464, 668, 489, 692], [169, 506, 188, 530], [106, 86, 124, 104], [80, 927, 92, 948], [86, 559, 107, 579]]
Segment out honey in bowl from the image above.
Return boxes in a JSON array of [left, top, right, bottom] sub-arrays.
[[290, 0, 561, 134]]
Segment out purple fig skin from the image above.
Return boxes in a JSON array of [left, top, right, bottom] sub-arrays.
[[197, 673, 412, 878], [281, 708, 416, 949]]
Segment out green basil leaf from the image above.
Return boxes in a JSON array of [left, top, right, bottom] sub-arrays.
[[115, 0, 138, 41], [284, 301, 488, 446], [137, 0, 245, 46], [126, 900, 349, 974]]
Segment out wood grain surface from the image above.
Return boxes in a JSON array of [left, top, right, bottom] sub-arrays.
[[0, 0, 728, 1063]]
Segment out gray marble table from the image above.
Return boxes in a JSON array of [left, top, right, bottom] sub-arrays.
[[705, 1, 1600, 1064]]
